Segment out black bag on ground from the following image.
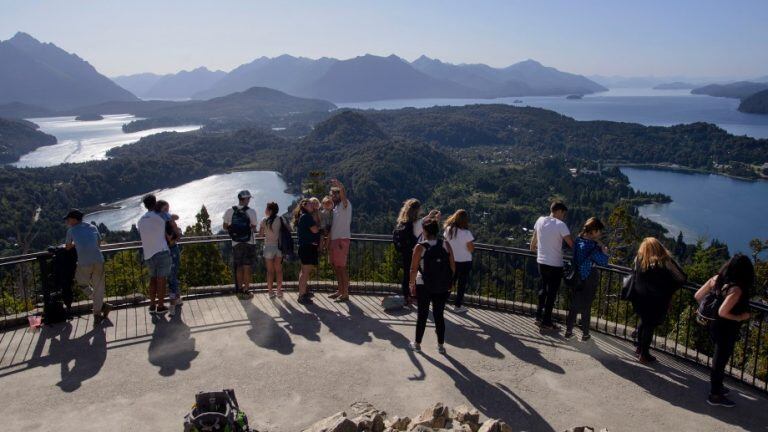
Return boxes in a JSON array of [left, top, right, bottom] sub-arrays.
[[183, 389, 252, 432], [42, 246, 77, 325], [419, 240, 453, 294], [697, 283, 727, 325], [392, 221, 417, 255], [277, 216, 295, 261], [228, 206, 253, 243]]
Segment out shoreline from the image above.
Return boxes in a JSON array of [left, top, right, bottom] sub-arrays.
[[613, 162, 767, 182]]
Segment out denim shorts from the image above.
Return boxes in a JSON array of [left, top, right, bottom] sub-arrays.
[[263, 244, 283, 260], [145, 251, 172, 278]]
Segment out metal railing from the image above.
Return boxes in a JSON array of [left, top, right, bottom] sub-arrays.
[[1, 234, 767, 392]]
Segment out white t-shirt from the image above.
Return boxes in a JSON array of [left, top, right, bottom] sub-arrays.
[[223, 205, 258, 245], [137, 211, 169, 260], [444, 227, 474, 263], [534, 216, 571, 267], [331, 200, 352, 240]]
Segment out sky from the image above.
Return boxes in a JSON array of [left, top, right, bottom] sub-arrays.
[[1, 0, 767, 78]]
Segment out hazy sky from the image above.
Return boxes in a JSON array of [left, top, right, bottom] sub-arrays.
[[2, 0, 766, 78]]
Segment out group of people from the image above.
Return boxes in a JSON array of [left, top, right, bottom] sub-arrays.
[[62, 191, 753, 409]]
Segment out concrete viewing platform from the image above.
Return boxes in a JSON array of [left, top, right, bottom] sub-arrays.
[[0, 292, 766, 431]]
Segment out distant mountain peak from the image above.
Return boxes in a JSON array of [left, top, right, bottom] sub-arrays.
[[10, 31, 39, 43], [309, 110, 387, 142]]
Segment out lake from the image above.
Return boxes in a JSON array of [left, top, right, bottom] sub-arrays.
[[620, 167, 768, 254], [13, 114, 201, 168], [85, 171, 297, 232], [339, 88, 768, 139]]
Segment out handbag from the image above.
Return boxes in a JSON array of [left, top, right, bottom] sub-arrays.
[[620, 265, 637, 301]]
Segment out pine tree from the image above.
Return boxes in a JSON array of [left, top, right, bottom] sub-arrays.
[[673, 231, 687, 259], [606, 203, 640, 265], [180, 206, 232, 288]]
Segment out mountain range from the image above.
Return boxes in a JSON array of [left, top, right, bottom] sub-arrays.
[[133, 54, 608, 102], [0, 32, 137, 110], [691, 81, 768, 99], [113, 67, 226, 99]]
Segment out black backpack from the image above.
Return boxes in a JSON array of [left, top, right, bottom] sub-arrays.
[[420, 240, 453, 294], [276, 216, 295, 261], [183, 389, 251, 432], [228, 206, 252, 243], [392, 221, 417, 254], [697, 282, 728, 325]]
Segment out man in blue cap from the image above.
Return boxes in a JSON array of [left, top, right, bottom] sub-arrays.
[[65, 209, 111, 326]]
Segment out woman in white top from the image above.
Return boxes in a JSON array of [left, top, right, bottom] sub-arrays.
[[443, 209, 475, 313], [259, 202, 284, 298]]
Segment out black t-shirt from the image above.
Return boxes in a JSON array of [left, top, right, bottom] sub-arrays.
[[298, 213, 319, 246]]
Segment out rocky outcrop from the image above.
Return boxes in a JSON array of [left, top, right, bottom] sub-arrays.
[[302, 402, 607, 432]]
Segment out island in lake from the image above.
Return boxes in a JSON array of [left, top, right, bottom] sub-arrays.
[[75, 113, 104, 121], [739, 89, 768, 114]]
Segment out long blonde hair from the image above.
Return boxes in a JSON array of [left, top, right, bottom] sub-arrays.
[[397, 198, 421, 224], [444, 209, 469, 240], [635, 237, 671, 271]]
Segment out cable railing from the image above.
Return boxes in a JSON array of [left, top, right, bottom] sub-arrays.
[[1, 234, 767, 392]]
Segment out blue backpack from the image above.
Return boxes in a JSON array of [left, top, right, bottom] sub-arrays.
[[228, 207, 252, 243]]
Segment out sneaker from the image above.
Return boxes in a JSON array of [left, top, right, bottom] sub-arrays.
[[409, 342, 421, 352], [155, 306, 169, 315], [148, 304, 157, 314], [437, 344, 446, 354], [297, 294, 313, 305], [269, 292, 276, 299], [540, 322, 560, 331], [277, 290, 284, 299], [453, 306, 469, 314], [581, 334, 592, 342], [175, 297, 183, 306], [101, 303, 113, 319], [168, 304, 176, 317], [237, 291, 253, 300], [564, 331, 575, 339], [707, 394, 736, 408], [638, 354, 657, 364]]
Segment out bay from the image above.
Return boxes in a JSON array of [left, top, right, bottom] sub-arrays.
[[620, 167, 768, 254], [14, 114, 201, 168], [85, 171, 297, 232]]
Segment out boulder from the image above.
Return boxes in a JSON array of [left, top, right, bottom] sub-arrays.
[[409, 403, 451, 429], [563, 428, 595, 432], [385, 416, 411, 431], [303, 411, 358, 432], [476, 419, 512, 432], [450, 405, 480, 431], [349, 401, 386, 432]]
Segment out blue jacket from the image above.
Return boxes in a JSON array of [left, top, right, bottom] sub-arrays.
[[574, 237, 609, 280]]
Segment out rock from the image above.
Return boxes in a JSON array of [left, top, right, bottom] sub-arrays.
[[448, 424, 474, 432], [476, 419, 512, 432], [450, 405, 480, 431], [349, 401, 386, 432], [563, 428, 595, 432], [385, 416, 411, 431], [303, 411, 358, 432], [410, 403, 451, 430]]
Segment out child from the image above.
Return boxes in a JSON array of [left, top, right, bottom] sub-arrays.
[[319, 196, 334, 252]]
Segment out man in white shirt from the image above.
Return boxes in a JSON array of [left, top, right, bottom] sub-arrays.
[[137, 194, 171, 315], [530, 201, 574, 330], [223, 190, 258, 298]]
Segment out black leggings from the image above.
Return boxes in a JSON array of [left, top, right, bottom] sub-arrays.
[[636, 315, 657, 356], [415, 288, 449, 344], [710, 320, 740, 395], [453, 261, 472, 308], [537, 264, 563, 325], [400, 252, 412, 300]]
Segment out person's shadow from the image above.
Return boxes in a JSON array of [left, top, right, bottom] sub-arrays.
[[241, 298, 294, 355], [147, 309, 199, 376], [583, 336, 768, 431], [275, 300, 321, 342], [419, 352, 556, 432], [42, 321, 108, 392]]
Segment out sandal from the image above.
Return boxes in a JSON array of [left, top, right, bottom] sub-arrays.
[[269, 292, 276, 299], [277, 290, 284, 298]]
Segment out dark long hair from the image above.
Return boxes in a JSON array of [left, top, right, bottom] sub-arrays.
[[715, 253, 754, 296], [266, 202, 279, 228]]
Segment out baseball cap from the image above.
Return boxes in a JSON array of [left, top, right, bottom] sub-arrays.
[[237, 190, 252, 199], [64, 209, 84, 221]]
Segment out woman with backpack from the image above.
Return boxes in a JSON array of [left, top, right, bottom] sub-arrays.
[[408, 217, 456, 354], [294, 199, 319, 305], [259, 202, 284, 299], [695, 254, 753, 407], [630, 237, 687, 363], [443, 209, 475, 314], [564, 217, 609, 340]]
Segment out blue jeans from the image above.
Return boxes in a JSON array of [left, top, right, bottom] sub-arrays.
[[168, 245, 181, 299]]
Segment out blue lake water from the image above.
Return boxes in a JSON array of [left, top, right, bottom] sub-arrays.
[[340, 88, 768, 139], [620, 167, 768, 254]]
